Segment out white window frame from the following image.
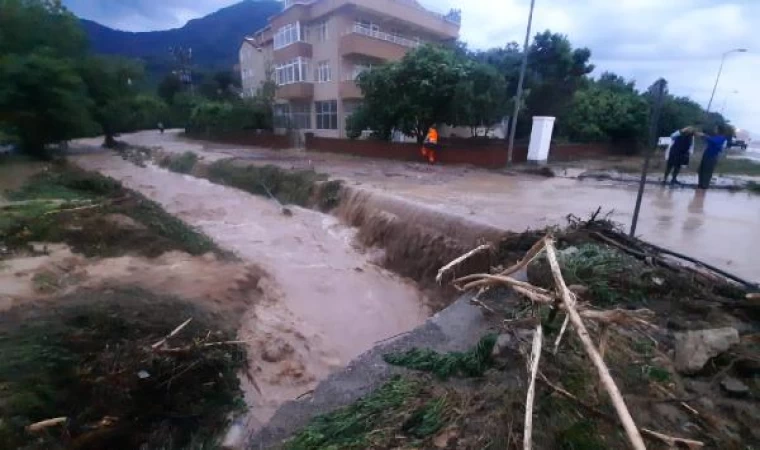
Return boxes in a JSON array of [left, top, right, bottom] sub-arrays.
[[274, 22, 302, 50], [316, 61, 331, 83], [275, 57, 310, 86], [351, 63, 373, 80], [315, 100, 338, 130], [312, 20, 328, 42]]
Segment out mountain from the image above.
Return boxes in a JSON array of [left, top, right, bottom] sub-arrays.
[[80, 0, 282, 74]]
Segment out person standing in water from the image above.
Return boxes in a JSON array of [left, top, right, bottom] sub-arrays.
[[664, 127, 695, 185], [420, 126, 439, 164], [697, 125, 728, 190]]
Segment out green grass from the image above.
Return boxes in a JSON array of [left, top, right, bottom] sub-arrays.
[[160, 151, 199, 175], [747, 181, 760, 194], [383, 334, 497, 380], [558, 244, 648, 305], [206, 159, 328, 207], [284, 377, 422, 450], [1, 166, 221, 258], [0, 289, 246, 449], [716, 157, 760, 177]]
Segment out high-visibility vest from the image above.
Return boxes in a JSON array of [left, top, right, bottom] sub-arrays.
[[425, 128, 438, 145]]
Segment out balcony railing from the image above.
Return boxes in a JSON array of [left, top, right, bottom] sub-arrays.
[[348, 24, 419, 49]]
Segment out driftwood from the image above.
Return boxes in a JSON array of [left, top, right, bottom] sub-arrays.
[[26, 417, 67, 432], [151, 318, 193, 349], [640, 428, 704, 449], [499, 238, 546, 276], [523, 324, 543, 450], [544, 239, 647, 450], [436, 244, 492, 284]]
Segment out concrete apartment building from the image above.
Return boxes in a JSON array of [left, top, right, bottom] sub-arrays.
[[239, 0, 461, 138]]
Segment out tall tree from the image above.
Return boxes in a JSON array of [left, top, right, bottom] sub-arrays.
[[450, 62, 509, 136], [79, 56, 144, 147]]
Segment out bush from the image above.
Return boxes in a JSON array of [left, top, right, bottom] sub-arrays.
[[161, 151, 198, 174], [187, 99, 272, 135]]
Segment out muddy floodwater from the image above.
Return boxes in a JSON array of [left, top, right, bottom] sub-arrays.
[[74, 153, 429, 425], [103, 130, 760, 284]]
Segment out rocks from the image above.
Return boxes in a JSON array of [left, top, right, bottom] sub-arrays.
[[674, 328, 739, 374], [720, 377, 750, 397]]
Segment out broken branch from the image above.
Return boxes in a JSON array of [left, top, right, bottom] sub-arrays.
[[499, 238, 546, 277], [436, 244, 492, 285], [544, 238, 647, 450], [523, 324, 543, 450], [151, 318, 193, 349], [26, 417, 67, 432]]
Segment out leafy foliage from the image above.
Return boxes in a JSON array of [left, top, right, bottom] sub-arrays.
[[187, 98, 272, 135], [285, 377, 420, 450], [383, 334, 497, 380]]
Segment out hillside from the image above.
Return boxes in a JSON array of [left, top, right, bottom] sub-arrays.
[[80, 0, 282, 73]]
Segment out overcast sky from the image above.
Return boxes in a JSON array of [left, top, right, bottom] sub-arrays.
[[64, 0, 759, 134]]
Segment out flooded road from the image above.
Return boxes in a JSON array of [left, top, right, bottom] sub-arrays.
[[73, 152, 428, 424], [107, 131, 760, 284]]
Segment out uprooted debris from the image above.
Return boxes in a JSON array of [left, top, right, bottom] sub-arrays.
[[0, 288, 247, 449], [285, 215, 758, 449]]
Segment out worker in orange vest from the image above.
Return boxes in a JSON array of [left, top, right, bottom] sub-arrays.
[[420, 126, 439, 164]]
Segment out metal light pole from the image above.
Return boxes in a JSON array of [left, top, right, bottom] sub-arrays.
[[705, 48, 747, 114], [506, 0, 536, 165], [629, 79, 666, 238]]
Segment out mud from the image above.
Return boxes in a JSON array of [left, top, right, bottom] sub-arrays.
[[72, 152, 432, 426], [103, 130, 760, 284]]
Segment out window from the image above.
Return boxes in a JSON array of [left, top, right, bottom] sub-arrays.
[[356, 19, 380, 33], [274, 22, 302, 49], [275, 57, 310, 85], [312, 20, 328, 42], [316, 61, 331, 83], [274, 104, 291, 128], [291, 103, 312, 129], [351, 63, 373, 80], [315, 100, 338, 130]]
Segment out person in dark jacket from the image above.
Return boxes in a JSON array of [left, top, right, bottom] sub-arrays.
[[697, 125, 728, 190], [663, 127, 695, 184]]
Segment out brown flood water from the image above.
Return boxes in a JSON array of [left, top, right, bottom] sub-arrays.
[[73, 153, 429, 425]]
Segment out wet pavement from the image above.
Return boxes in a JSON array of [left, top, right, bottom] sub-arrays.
[[80, 131, 760, 284], [72, 152, 429, 425]]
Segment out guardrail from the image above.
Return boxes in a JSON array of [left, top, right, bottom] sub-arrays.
[[348, 24, 419, 48]]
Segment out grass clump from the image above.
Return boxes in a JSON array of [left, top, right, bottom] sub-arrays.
[[160, 151, 199, 174], [0, 289, 246, 449], [747, 181, 760, 194], [1, 166, 221, 258], [284, 377, 421, 450], [383, 334, 497, 380], [207, 159, 327, 207], [716, 157, 760, 177]]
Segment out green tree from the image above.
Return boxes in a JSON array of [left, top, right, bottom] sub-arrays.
[[79, 56, 144, 147], [158, 73, 183, 105], [357, 45, 468, 143], [0, 0, 94, 156], [450, 62, 509, 137], [563, 76, 649, 143], [524, 31, 594, 122], [0, 51, 93, 156]]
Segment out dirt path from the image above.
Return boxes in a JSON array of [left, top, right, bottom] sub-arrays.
[[92, 130, 760, 284], [72, 152, 429, 426]]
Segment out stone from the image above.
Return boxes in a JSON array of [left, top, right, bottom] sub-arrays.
[[674, 328, 739, 374], [720, 377, 750, 397]]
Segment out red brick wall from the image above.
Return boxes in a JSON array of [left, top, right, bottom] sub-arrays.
[[305, 134, 530, 168], [185, 130, 291, 149]]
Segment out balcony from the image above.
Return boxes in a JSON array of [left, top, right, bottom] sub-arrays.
[[277, 82, 314, 100], [339, 80, 362, 99], [340, 25, 418, 61], [273, 41, 313, 64]]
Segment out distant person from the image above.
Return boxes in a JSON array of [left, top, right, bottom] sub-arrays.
[[697, 125, 729, 190], [663, 127, 695, 185], [420, 126, 439, 164], [158, 122, 165, 134]]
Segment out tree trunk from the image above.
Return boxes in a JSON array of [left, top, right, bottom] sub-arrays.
[[103, 134, 117, 149]]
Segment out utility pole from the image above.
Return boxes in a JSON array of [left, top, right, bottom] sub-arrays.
[[630, 79, 666, 237], [506, 0, 536, 165]]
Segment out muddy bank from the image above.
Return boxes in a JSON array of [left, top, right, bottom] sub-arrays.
[[0, 166, 266, 448], [72, 151, 432, 427]]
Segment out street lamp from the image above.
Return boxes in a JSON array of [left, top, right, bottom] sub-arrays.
[[705, 48, 747, 113], [506, 0, 536, 165]]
